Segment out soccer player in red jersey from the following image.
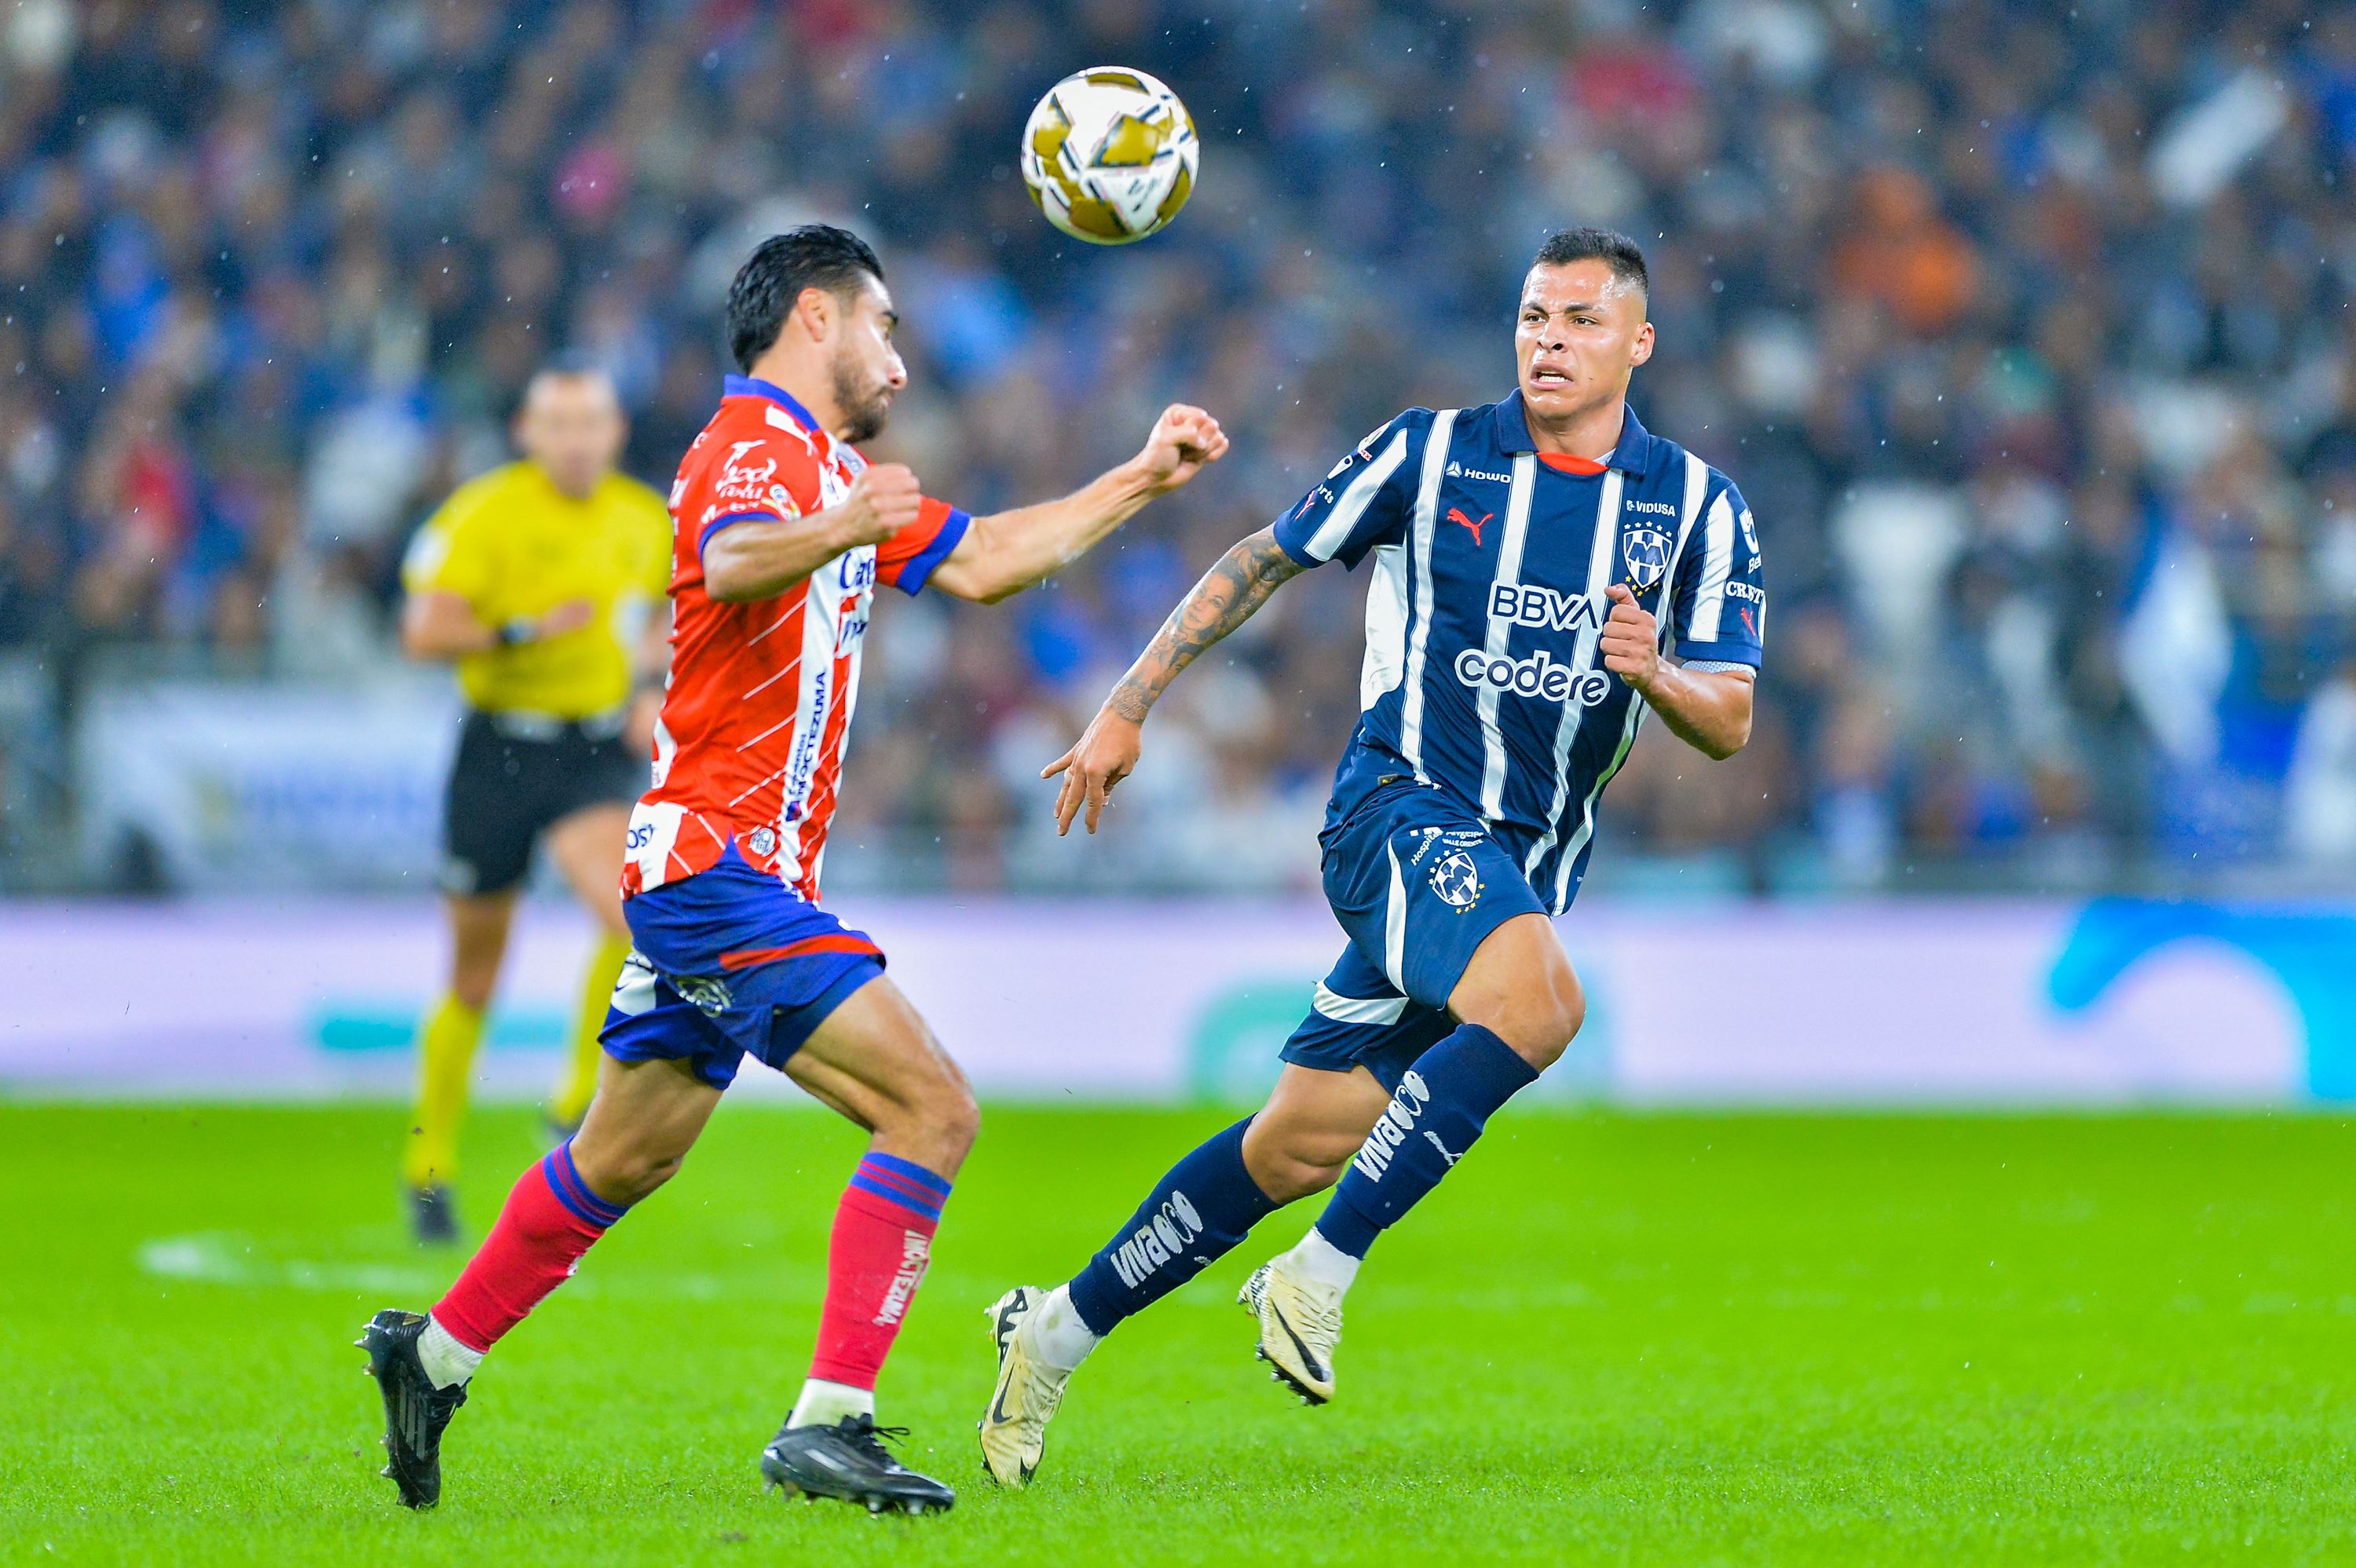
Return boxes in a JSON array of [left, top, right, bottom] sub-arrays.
[[360, 226, 1227, 1515]]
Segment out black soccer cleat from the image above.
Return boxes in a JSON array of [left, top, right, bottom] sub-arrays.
[[357, 1309, 469, 1509], [406, 1182, 459, 1245], [759, 1415, 956, 1516]]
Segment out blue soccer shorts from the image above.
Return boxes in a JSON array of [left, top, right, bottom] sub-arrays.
[[601, 842, 885, 1090], [1279, 780, 1547, 1091]]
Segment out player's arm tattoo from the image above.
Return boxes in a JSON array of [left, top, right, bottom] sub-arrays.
[[1107, 528, 1305, 722]]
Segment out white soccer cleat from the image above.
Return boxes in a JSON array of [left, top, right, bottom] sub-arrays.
[[1238, 1259, 1341, 1405], [977, 1286, 1074, 1489]]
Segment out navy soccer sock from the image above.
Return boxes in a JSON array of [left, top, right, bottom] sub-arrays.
[[1066, 1117, 1276, 1336], [1313, 1022, 1538, 1259]]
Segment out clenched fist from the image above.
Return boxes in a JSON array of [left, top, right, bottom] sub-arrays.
[[1132, 404, 1229, 496], [840, 463, 923, 547], [1598, 583, 1662, 693]]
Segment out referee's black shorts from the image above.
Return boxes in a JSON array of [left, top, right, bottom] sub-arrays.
[[441, 708, 646, 897]]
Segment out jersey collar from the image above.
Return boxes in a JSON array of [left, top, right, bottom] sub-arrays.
[[1492, 391, 1652, 476], [723, 374, 824, 437]]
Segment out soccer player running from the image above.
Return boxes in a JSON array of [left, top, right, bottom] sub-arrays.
[[396, 365, 672, 1243], [980, 228, 1765, 1487], [359, 226, 1227, 1515]]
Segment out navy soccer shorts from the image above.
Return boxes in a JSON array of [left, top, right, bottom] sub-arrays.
[[600, 842, 885, 1090], [1279, 780, 1547, 1091]]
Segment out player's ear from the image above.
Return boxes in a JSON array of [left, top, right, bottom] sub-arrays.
[[1630, 320, 1655, 367], [794, 285, 836, 343]]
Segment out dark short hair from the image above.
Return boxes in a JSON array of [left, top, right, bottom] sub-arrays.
[[725, 225, 886, 372], [1532, 227, 1648, 299]]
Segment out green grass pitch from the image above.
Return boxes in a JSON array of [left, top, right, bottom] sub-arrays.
[[5, 1100, 2354, 1565]]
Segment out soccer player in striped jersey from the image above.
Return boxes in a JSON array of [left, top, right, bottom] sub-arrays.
[[358, 226, 1226, 1515], [980, 228, 1764, 1486]]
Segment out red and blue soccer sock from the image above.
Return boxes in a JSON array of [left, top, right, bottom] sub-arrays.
[[419, 1139, 628, 1387], [1052, 1117, 1275, 1361], [788, 1151, 953, 1429], [1310, 1022, 1537, 1263]]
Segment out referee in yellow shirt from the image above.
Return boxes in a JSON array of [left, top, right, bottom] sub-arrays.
[[396, 365, 671, 1242]]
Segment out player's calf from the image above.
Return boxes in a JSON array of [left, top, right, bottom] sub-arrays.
[[770, 981, 973, 1457], [1239, 1064, 1394, 1202], [1063, 1116, 1276, 1343], [1317, 1022, 1540, 1256], [1253, 929, 1581, 1393]]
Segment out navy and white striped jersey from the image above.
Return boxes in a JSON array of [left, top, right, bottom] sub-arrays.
[[1272, 393, 1765, 915]]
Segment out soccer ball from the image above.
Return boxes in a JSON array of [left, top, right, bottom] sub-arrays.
[[1019, 67, 1198, 246]]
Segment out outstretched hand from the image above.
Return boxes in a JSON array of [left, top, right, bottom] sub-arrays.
[[1132, 404, 1229, 496], [1041, 707, 1144, 835]]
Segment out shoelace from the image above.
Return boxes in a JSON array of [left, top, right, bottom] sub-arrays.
[[1296, 1300, 1342, 1346], [1276, 1282, 1342, 1349], [840, 1418, 913, 1467]]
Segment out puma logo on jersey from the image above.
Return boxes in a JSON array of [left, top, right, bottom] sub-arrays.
[[1447, 507, 1493, 546]]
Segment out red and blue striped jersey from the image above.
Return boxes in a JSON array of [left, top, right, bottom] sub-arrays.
[[624, 375, 969, 904]]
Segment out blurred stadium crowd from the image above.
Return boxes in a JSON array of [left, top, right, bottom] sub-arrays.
[[5, 0, 2356, 893]]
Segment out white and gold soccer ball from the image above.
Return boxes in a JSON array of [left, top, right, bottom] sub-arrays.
[[1019, 67, 1198, 246]]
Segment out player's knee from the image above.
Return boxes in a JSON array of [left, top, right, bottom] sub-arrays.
[[1471, 962, 1585, 1071], [887, 1065, 978, 1174], [1514, 965, 1586, 1069], [928, 1079, 980, 1164]]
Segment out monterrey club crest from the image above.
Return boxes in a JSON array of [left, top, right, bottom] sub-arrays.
[[1621, 527, 1671, 593], [1429, 850, 1483, 912]]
